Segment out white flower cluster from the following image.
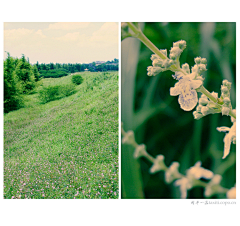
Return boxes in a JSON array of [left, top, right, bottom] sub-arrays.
[[193, 92, 221, 119], [174, 161, 213, 198], [147, 40, 186, 77], [169, 40, 187, 60], [147, 50, 174, 76], [149, 156, 182, 183], [220, 79, 232, 116]]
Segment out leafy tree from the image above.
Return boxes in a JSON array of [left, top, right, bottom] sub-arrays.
[[32, 65, 40, 81], [14, 54, 36, 93], [4, 53, 23, 113]]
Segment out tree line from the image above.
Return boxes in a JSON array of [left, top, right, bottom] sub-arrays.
[[4, 53, 119, 113], [36, 58, 119, 78]]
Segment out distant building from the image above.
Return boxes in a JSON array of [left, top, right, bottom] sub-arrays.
[[84, 68, 89, 71], [95, 61, 105, 66]]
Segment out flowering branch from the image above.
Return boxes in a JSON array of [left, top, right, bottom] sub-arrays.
[[121, 125, 236, 199], [123, 22, 236, 119], [122, 22, 236, 159]]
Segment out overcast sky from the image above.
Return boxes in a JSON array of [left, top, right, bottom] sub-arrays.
[[4, 22, 118, 64]]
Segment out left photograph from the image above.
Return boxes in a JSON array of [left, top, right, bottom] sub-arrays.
[[4, 22, 119, 199]]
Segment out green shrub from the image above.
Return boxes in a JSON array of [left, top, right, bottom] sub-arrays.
[[38, 84, 76, 103], [58, 84, 76, 97], [72, 75, 83, 85]]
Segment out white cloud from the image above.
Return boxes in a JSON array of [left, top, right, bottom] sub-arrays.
[[35, 29, 46, 38], [54, 32, 86, 42], [48, 22, 90, 30], [4, 28, 34, 40], [90, 22, 118, 45]]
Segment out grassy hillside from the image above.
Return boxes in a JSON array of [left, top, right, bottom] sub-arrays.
[[4, 71, 118, 199]]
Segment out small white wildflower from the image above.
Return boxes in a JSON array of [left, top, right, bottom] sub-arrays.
[[134, 144, 147, 159], [187, 161, 213, 180], [217, 122, 236, 159], [226, 186, 236, 199], [165, 162, 180, 183], [204, 174, 222, 197], [149, 155, 166, 174], [174, 177, 192, 199], [170, 72, 203, 111]]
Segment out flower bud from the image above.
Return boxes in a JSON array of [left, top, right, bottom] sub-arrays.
[[152, 59, 163, 67], [199, 97, 209, 106], [170, 46, 182, 59], [149, 155, 166, 173], [198, 64, 207, 73], [165, 162, 180, 183], [169, 53, 177, 60], [222, 79, 228, 86], [201, 58, 207, 64], [222, 106, 230, 116], [201, 106, 209, 116], [150, 54, 159, 61], [221, 86, 229, 94], [182, 63, 190, 74], [160, 49, 167, 56], [211, 92, 218, 99], [223, 97, 230, 104], [194, 57, 202, 64], [196, 105, 202, 112], [134, 144, 147, 159], [178, 40, 187, 50], [147, 66, 163, 76], [193, 111, 202, 120], [173, 40, 186, 50]]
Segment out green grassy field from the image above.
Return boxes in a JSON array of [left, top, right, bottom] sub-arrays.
[[4, 71, 119, 199]]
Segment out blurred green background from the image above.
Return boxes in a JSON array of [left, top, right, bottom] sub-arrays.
[[121, 22, 236, 199]]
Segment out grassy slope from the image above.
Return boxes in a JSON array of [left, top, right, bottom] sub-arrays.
[[4, 72, 118, 199]]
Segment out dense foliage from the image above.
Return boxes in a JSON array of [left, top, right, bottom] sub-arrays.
[[4, 53, 40, 113], [39, 69, 68, 78], [72, 75, 84, 85], [38, 84, 76, 103]]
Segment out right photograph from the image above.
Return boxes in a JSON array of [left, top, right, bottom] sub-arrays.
[[121, 22, 236, 199]]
